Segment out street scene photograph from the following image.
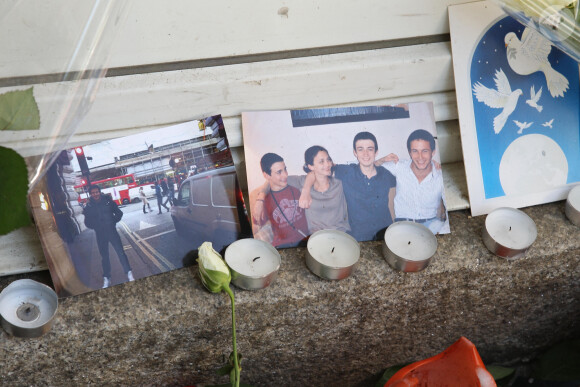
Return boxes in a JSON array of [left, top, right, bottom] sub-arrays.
[[28, 115, 251, 297]]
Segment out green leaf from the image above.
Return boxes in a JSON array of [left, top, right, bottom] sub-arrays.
[[0, 88, 40, 131], [532, 339, 580, 382], [217, 363, 234, 376], [0, 146, 31, 235], [375, 364, 405, 387], [486, 365, 515, 381]]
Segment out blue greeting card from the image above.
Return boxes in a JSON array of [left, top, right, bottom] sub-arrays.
[[450, 1, 580, 216]]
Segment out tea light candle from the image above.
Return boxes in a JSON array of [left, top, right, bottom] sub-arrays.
[[382, 221, 438, 272], [482, 207, 537, 259], [224, 238, 281, 290], [565, 185, 580, 227], [305, 230, 360, 280], [0, 279, 58, 338]]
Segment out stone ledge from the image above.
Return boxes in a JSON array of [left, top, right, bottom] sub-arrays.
[[1, 202, 579, 386]]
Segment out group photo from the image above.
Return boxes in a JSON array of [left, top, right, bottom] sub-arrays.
[[241, 103, 451, 249]]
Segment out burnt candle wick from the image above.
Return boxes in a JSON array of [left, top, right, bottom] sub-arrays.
[[331, 247, 335, 253], [253, 256, 260, 262]]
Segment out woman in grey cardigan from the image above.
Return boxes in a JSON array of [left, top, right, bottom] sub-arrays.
[[286, 145, 351, 234]]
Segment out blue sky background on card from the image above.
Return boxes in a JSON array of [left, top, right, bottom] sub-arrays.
[[470, 16, 580, 199]]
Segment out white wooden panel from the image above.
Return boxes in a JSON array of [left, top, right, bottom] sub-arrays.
[[436, 120, 463, 164], [0, 0, 477, 78], [442, 161, 470, 211], [0, 1, 112, 79], [0, 226, 47, 276], [1, 42, 454, 156], [9, 91, 457, 160]]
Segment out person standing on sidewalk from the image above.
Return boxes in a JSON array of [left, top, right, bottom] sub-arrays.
[[139, 187, 152, 213], [83, 185, 135, 288], [160, 178, 169, 197], [163, 177, 174, 207], [155, 181, 169, 214]]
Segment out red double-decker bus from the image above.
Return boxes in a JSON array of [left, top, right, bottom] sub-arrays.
[[74, 174, 148, 205]]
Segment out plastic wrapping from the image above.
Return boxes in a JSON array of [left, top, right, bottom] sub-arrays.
[[0, 1, 131, 192], [492, 0, 580, 62]]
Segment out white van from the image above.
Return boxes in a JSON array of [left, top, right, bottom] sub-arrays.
[[170, 166, 251, 245]]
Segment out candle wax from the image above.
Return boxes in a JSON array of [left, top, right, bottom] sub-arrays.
[[384, 222, 437, 261], [225, 239, 280, 277], [485, 208, 536, 250], [307, 231, 359, 268]]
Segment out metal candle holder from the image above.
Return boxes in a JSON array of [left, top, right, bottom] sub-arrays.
[[0, 279, 58, 338], [482, 207, 537, 259], [305, 230, 360, 280], [565, 185, 580, 227], [225, 238, 281, 290], [382, 221, 438, 272]]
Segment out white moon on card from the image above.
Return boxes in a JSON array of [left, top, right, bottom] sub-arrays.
[[499, 134, 567, 195]]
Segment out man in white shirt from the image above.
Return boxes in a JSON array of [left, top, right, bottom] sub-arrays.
[[377, 129, 449, 234]]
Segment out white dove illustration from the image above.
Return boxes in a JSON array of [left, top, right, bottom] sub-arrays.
[[473, 68, 523, 134], [505, 27, 569, 98], [514, 120, 533, 134], [542, 119, 554, 128], [526, 85, 543, 112]]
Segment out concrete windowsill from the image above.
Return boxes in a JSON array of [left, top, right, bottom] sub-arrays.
[[1, 202, 579, 386]]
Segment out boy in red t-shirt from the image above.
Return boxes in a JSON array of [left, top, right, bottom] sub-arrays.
[[252, 153, 309, 247]]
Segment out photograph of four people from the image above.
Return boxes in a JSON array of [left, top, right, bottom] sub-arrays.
[[242, 102, 450, 249]]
